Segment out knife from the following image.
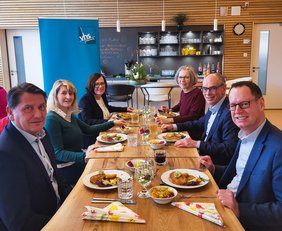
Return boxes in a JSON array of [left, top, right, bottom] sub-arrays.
[[91, 198, 136, 204]]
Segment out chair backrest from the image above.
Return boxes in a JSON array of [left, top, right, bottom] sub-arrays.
[[140, 83, 174, 95], [106, 84, 135, 96]]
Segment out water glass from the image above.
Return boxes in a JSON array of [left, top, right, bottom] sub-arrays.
[[154, 150, 166, 166], [139, 125, 150, 145], [127, 134, 138, 147], [135, 162, 154, 198], [118, 177, 133, 200]]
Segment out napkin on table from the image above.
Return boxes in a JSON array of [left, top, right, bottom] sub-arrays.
[[172, 202, 224, 227], [95, 143, 124, 152], [82, 201, 145, 223]]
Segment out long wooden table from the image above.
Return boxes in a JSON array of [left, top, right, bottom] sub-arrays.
[[43, 132, 244, 230]]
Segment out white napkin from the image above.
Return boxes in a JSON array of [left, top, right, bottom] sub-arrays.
[[95, 143, 124, 152]]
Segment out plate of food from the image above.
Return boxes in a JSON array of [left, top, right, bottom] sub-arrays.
[[158, 111, 179, 118], [116, 126, 133, 134], [132, 109, 143, 115], [116, 113, 132, 120], [158, 132, 189, 142], [161, 169, 209, 189], [83, 170, 130, 190], [97, 133, 127, 144]]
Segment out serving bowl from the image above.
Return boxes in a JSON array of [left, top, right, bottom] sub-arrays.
[[125, 159, 146, 172], [148, 186, 177, 204], [149, 139, 166, 150]]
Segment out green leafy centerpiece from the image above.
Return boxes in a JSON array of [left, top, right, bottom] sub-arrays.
[[128, 63, 148, 84]]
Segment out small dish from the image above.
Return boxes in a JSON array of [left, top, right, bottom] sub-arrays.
[[125, 159, 146, 172], [148, 186, 177, 204], [149, 139, 166, 150]]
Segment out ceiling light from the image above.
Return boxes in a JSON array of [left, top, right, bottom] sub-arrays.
[[161, 0, 165, 31], [116, 0, 121, 32], [213, 0, 218, 31]]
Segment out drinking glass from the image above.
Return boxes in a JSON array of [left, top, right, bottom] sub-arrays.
[[143, 106, 153, 124], [117, 177, 133, 200], [149, 123, 158, 138], [131, 113, 139, 124], [134, 162, 154, 198], [139, 125, 150, 145]]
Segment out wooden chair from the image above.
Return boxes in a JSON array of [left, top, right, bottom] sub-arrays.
[[106, 84, 135, 107]]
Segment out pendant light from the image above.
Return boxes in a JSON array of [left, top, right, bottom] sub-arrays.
[[213, 0, 218, 31], [161, 0, 166, 31], [116, 0, 121, 32]]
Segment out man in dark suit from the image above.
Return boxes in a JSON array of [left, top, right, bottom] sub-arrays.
[[162, 73, 239, 165], [0, 83, 70, 231], [200, 81, 282, 231]]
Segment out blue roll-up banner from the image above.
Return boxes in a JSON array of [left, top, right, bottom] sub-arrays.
[[38, 18, 100, 99]]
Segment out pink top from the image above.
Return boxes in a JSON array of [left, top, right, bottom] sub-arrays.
[[0, 116, 9, 134], [172, 87, 205, 123], [0, 86, 7, 119]]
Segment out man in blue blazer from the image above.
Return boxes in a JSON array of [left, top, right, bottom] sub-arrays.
[[0, 83, 70, 231], [200, 81, 282, 231], [162, 73, 239, 165]]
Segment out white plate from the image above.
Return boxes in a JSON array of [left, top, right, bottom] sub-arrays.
[[158, 112, 179, 118], [161, 169, 209, 189], [83, 170, 130, 190], [158, 132, 189, 143], [97, 133, 127, 144]]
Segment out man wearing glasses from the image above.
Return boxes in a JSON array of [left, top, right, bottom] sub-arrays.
[[200, 81, 282, 231], [161, 73, 239, 165]]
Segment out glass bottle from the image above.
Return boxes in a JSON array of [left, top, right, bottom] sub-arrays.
[[203, 64, 207, 77], [198, 62, 203, 76], [216, 62, 221, 73], [206, 62, 211, 76]]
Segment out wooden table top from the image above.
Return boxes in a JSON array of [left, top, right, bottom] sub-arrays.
[[43, 158, 244, 230]]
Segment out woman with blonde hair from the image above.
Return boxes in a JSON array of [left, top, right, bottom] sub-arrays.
[[45, 80, 126, 185]]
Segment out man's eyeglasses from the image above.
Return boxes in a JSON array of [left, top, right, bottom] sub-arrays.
[[229, 99, 257, 111], [95, 82, 105, 87], [201, 84, 224, 93]]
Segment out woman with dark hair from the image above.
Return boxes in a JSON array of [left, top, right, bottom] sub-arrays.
[[78, 73, 133, 125]]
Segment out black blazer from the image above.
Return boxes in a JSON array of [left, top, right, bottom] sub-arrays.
[[0, 123, 70, 231], [78, 93, 127, 125]]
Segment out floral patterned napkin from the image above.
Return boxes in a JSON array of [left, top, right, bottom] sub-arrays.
[[172, 202, 224, 227], [82, 201, 145, 223]]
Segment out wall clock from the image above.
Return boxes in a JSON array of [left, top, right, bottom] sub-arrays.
[[233, 23, 245, 36]]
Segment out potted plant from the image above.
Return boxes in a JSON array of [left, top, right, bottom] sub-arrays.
[[128, 62, 148, 84], [173, 13, 187, 31]]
